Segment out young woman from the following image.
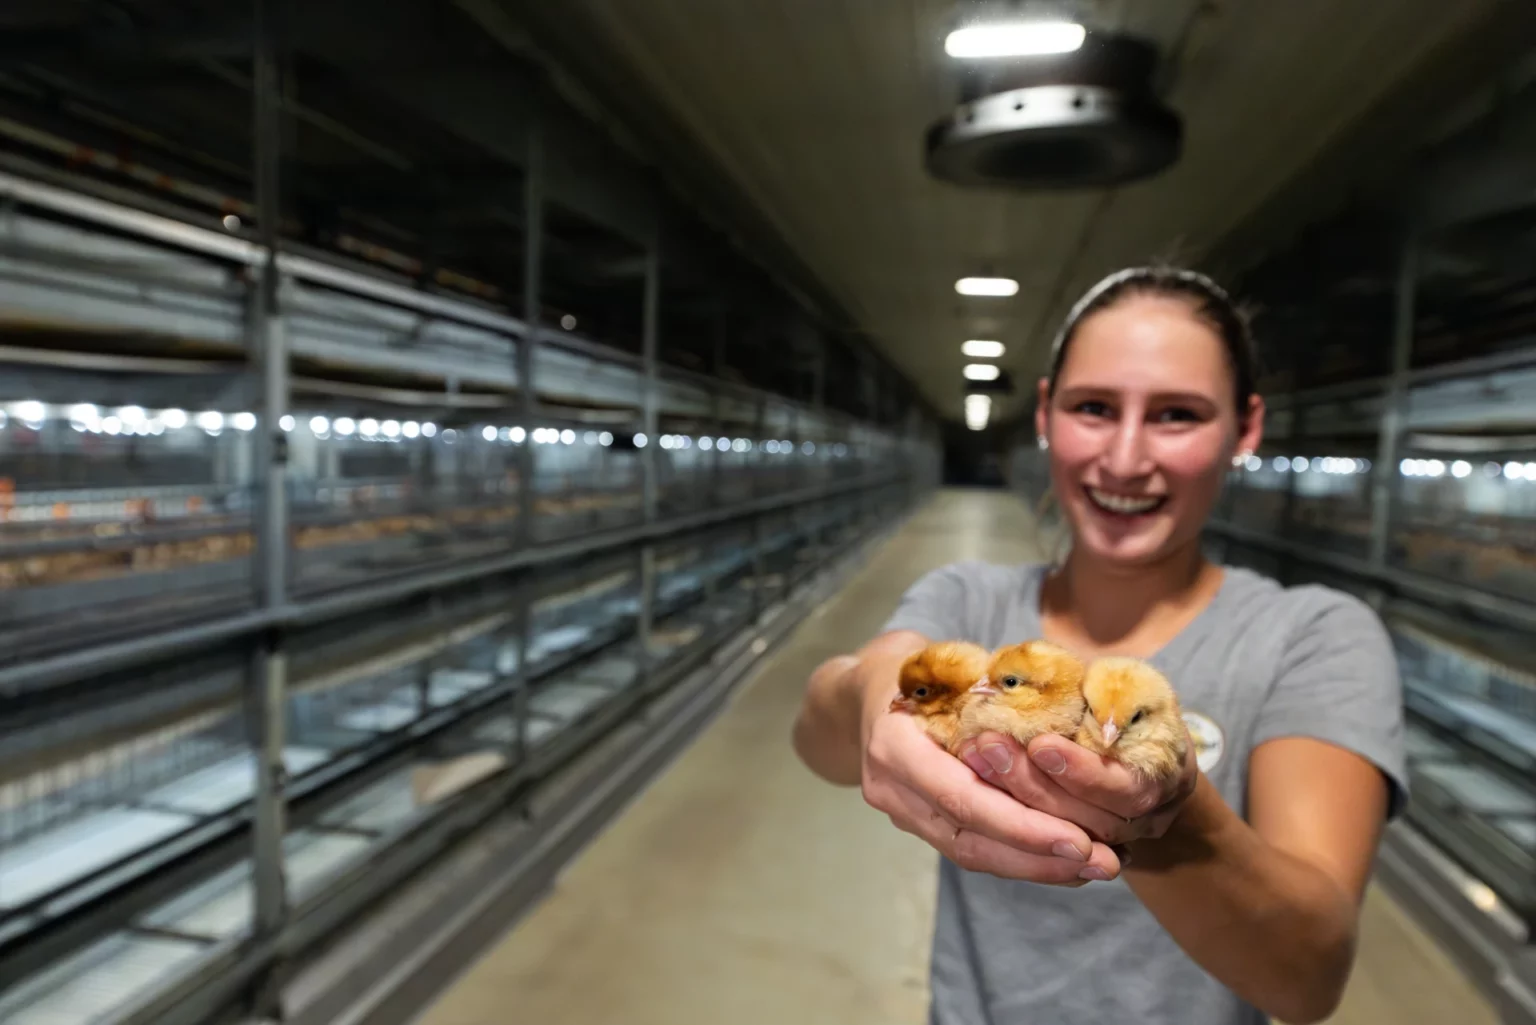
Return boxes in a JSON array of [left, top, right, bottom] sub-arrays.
[[791, 266, 1407, 1025]]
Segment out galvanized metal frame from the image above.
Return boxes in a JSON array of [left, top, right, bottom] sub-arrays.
[[259, 481, 909, 1025], [0, 167, 896, 442], [0, 470, 901, 701], [0, 24, 942, 1020], [52, 472, 914, 1025], [248, 3, 291, 1010], [1369, 234, 1419, 569]]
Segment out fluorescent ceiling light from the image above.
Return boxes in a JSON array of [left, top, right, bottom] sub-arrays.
[[962, 340, 1005, 358], [964, 363, 1001, 381], [964, 394, 990, 431], [956, 276, 1019, 297], [945, 21, 1086, 59]]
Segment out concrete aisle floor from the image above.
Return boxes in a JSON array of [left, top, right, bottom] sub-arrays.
[[412, 489, 1497, 1025]]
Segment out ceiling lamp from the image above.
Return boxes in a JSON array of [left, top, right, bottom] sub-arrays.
[[945, 20, 1085, 59], [962, 339, 1006, 358], [956, 276, 1018, 296], [926, 26, 1182, 190], [965, 394, 991, 431], [964, 363, 1001, 381]]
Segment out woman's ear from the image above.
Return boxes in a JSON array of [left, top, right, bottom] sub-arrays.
[[1238, 393, 1265, 456]]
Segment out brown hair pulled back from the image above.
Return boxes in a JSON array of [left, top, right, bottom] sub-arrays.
[[1045, 266, 1260, 410]]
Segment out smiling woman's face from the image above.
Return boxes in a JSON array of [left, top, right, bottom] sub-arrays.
[[1036, 293, 1264, 568]]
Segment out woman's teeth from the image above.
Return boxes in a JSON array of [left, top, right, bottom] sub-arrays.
[[1086, 487, 1164, 515]]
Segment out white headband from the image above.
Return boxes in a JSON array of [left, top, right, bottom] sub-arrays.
[[1048, 266, 1237, 368]]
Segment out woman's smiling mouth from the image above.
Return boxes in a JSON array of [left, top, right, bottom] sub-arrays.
[[1084, 486, 1167, 516]]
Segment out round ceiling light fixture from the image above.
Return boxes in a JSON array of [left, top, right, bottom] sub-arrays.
[[925, 26, 1181, 190]]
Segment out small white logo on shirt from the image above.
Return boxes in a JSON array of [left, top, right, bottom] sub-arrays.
[[1182, 711, 1225, 772]]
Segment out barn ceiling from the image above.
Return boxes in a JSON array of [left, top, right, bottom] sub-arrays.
[[481, 0, 1532, 422]]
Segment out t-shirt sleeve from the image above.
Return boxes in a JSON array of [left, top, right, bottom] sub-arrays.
[[878, 561, 976, 643], [1253, 588, 1410, 818]]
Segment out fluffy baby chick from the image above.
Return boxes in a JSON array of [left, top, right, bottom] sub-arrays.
[[889, 640, 991, 750], [1074, 656, 1188, 787], [955, 640, 1087, 750]]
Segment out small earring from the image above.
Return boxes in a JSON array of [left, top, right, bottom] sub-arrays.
[[1037, 436, 1049, 451], [1231, 451, 1251, 468]]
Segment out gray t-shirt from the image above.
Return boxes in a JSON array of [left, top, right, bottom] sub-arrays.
[[880, 560, 1408, 1025]]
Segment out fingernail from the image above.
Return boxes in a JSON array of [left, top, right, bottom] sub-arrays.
[[1032, 748, 1066, 774], [980, 744, 1012, 774], [962, 751, 994, 780], [1079, 866, 1111, 881], [1052, 841, 1087, 862]]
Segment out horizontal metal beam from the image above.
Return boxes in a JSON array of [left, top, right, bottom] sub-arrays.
[[0, 471, 907, 696], [1204, 519, 1536, 633], [0, 169, 873, 433], [1265, 344, 1536, 412]]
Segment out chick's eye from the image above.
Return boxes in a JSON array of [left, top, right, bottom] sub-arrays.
[[1130, 709, 1146, 725], [913, 686, 929, 699], [1001, 675, 1023, 689]]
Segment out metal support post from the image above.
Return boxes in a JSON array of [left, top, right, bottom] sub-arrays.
[[511, 594, 531, 766], [812, 334, 826, 413], [712, 307, 726, 506], [517, 115, 543, 548], [417, 594, 440, 717], [1370, 236, 1419, 571], [248, 0, 289, 1008], [636, 236, 660, 682], [752, 395, 766, 499], [752, 507, 769, 619], [641, 240, 660, 523], [1278, 386, 1305, 584], [638, 545, 656, 673]]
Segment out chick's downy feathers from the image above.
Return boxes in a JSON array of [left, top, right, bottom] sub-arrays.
[[1074, 656, 1188, 786], [889, 640, 991, 750], [956, 640, 1087, 749]]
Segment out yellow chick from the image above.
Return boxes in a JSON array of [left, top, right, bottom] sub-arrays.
[[889, 640, 991, 750], [1073, 656, 1188, 787], [955, 640, 1087, 751]]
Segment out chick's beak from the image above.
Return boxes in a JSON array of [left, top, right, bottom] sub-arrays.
[[889, 695, 915, 713], [1101, 718, 1119, 746], [968, 676, 998, 696]]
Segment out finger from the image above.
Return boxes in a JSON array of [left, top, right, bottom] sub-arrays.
[[1123, 741, 1202, 840], [887, 782, 1112, 886], [874, 718, 1098, 861], [1024, 734, 1162, 821], [955, 734, 1135, 845]]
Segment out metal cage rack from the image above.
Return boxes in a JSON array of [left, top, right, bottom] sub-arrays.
[[0, 112, 942, 1024]]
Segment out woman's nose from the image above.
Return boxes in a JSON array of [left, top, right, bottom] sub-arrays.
[[1104, 419, 1153, 478]]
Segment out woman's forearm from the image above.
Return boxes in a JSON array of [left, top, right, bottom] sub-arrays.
[[792, 632, 928, 787], [1124, 776, 1358, 1024], [791, 655, 865, 785]]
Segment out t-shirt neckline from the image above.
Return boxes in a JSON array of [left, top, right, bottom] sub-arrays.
[[1021, 561, 1241, 667]]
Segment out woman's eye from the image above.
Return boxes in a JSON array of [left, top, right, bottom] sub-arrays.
[[1073, 400, 1112, 418], [1153, 407, 1201, 424]]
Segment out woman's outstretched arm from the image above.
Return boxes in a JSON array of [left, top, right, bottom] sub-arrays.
[[1122, 738, 1387, 1024], [791, 631, 928, 786]]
